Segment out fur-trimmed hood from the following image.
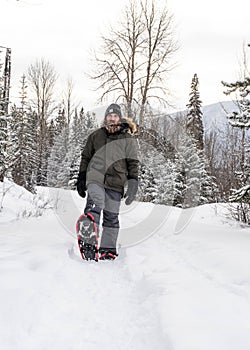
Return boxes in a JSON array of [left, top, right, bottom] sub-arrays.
[[102, 117, 137, 135], [120, 117, 137, 134]]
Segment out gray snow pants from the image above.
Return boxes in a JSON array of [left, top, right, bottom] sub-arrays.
[[84, 183, 122, 249]]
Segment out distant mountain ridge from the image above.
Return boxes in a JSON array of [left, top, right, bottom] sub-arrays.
[[90, 101, 240, 132], [202, 100, 239, 132]]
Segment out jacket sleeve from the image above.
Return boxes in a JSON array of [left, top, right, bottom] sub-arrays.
[[125, 136, 139, 180], [79, 134, 95, 173]]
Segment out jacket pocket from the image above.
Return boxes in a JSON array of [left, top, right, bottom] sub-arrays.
[[105, 164, 127, 189]]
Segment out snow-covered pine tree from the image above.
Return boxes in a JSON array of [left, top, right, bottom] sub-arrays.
[[174, 133, 211, 208], [55, 106, 67, 136], [137, 161, 157, 203], [8, 75, 38, 192], [47, 107, 98, 189], [82, 110, 98, 132], [135, 109, 178, 204], [67, 108, 82, 189], [137, 140, 177, 205], [172, 161, 186, 207], [186, 73, 204, 151], [222, 77, 250, 172], [153, 158, 178, 206], [68, 108, 98, 189], [222, 72, 250, 223], [48, 119, 56, 149], [47, 124, 70, 188], [184, 73, 216, 205], [0, 59, 8, 181], [24, 108, 39, 191]]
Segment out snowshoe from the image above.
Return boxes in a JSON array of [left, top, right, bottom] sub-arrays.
[[76, 213, 99, 261], [99, 247, 118, 261]]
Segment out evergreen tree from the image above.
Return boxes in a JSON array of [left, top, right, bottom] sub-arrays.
[[186, 73, 204, 150], [222, 77, 250, 172], [153, 158, 178, 206], [222, 74, 250, 223], [0, 60, 8, 181], [68, 108, 82, 188], [8, 75, 38, 192], [55, 106, 67, 136], [174, 133, 211, 208], [68, 108, 98, 188], [137, 162, 157, 203], [47, 125, 70, 188], [47, 107, 98, 189], [48, 119, 56, 149], [137, 142, 177, 205]]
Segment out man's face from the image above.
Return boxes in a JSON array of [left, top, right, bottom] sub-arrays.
[[105, 113, 120, 125]]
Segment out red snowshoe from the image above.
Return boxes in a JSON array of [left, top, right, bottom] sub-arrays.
[[99, 248, 118, 260], [76, 213, 99, 261]]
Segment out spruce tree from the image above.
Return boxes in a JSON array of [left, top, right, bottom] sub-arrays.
[[47, 107, 98, 189], [8, 75, 38, 192], [47, 125, 70, 188], [55, 106, 67, 136], [174, 133, 211, 208], [186, 73, 204, 150], [68, 108, 98, 188], [153, 158, 177, 206], [222, 75, 250, 223], [137, 141, 177, 205], [222, 77, 250, 172], [137, 162, 157, 203], [0, 60, 8, 181]]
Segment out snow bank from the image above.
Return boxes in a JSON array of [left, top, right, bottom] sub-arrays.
[[0, 179, 52, 222], [1, 185, 250, 350]]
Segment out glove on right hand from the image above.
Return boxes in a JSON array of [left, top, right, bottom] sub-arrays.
[[76, 172, 87, 198]]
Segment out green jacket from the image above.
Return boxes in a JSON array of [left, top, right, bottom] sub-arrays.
[[79, 123, 139, 194]]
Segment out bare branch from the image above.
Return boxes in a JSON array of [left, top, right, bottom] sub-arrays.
[[88, 0, 178, 123]]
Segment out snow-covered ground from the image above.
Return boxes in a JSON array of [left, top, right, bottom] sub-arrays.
[[1, 179, 250, 350]]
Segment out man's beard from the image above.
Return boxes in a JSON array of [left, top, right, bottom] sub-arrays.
[[104, 120, 121, 134]]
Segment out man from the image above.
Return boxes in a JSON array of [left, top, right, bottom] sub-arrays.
[[76, 103, 139, 260]]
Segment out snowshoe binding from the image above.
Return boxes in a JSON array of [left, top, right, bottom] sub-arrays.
[[76, 213, 99, 261], [99, 248, 118, 261]]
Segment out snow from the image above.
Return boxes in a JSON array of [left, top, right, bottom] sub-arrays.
[[1, 180, 250, 349]]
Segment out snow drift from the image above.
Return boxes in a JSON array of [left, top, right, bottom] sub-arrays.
[[1, 180, 250, 350]]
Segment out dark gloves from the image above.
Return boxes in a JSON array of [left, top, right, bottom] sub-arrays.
[[76, 172, 87, 198], [124, 178, 138, 205]]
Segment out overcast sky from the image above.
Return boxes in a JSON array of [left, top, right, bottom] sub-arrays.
[[1, 0, 249, 112]]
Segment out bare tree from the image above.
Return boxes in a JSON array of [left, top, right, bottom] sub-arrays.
[[90, 0, 178, 124], [27, 58, 57, 185], [62, 77, 75, 125], [27, 58, 57, 119]]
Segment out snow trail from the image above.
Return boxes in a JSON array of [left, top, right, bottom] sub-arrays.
[[0, 214, 171, 350]]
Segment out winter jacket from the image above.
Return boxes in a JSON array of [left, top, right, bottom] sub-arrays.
[[79, 118, 139, 194]]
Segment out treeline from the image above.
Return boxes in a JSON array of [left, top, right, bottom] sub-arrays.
[[0, 59, 249, 221]]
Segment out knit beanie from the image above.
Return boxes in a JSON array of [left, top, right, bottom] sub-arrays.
[[104, 103, 122, 119]]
